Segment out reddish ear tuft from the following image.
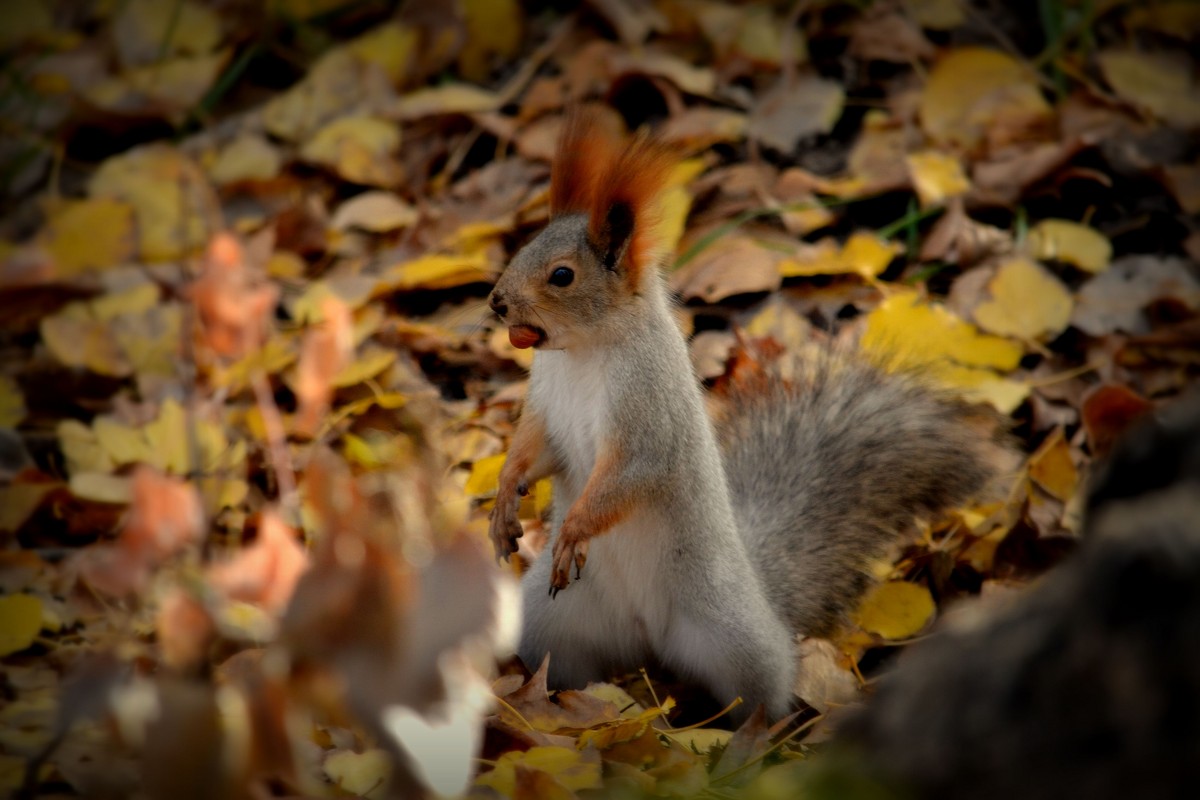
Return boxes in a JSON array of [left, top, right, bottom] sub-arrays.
[[588, 133, 675, 285], [550, 109, 677, 287], [550, 110, 620, 216]]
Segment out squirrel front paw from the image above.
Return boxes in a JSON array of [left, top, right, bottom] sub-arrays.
[[549, 523, 589, 598], [488, 498, 524, 562]]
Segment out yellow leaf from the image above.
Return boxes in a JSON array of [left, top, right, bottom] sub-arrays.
[[864, 290, 1023, 372], [862, 290, 1028, 412], [376, 252, 495, 293], [1028, 427, 1078, 502], [209, 134, 283, 184], [87, 51, 231, 122], [0, 484, 58, 533], [920, 48, 1051, 150], [906, 150, 970, 207], [143, 398, 191, 474], [113, 0, 222, 64], [267, 251, 307, 280], [476, 746, 602, 796], [0, 375, 26, 428], [392, 84, 503, 120], [262, 49, 359, 142], [210, 335, 298, 392], [0, 594, 43, 657], [330, 191, 419, 232], [658, 185, 692, 257], [41, 199, 135, 276], [458, 0, 523, 82], [113, 303, 184, 378], [663, 727, 733, 754], [734, 5, 797, 66], [58, 420, 115, 475], [465, 453, 506, 498], [331, 347, 397, 388], [325, 749, 391, 799], [905, 0, 965, 29], [342, 431, 406, 469], [69, 472, 133, 504], [853, 581, 935, 639], [300, 116, 401, 186], [93, 417, 155, 467], [41, 315, 129, 377], [90, 282, 159, 322], [1026, 219, 1112, 273], [1097, 49, 1200, 130], [973, 257, 1073, 341], [345, 21, 418, 84], [780, 233, 899, 278], [89, 145, 220, 261]]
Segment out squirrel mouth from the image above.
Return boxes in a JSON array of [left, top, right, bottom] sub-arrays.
[[508, 324, 546, 349]]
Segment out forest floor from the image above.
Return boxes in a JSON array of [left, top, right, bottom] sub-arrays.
[[0, 0, 1198, 797]]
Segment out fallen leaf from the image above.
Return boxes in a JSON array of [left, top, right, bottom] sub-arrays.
[[325, 748, 391, 799], [0, 594, 43, 657], [1071, 255, 1200, 336], [457, 0, 523, 82], [862, 290, 1028, 411], [749, 76, 845, 152], [972, 257, 1073, 341], [1026, 219, 1111, 273], [300, 116, 402, 186], [263, 48, 394, 142], [1081, 383, 1153, 459], [113, 0, 221, 66], [906, 150, 970, 207], [391, 84, 502, 120], [89, 145, 221, 261], [477, 746, 603, 796], [208, 134, 283, 185], [330, 191, 419, 233], [1097, 49, 1200, 130], [0, 375, 27, 428], [853, 580, 936, 639], [920, 47, 1052, 151], [40, 199, 135, 277], [85, 51, 231, 123], [671, 231, 785, 302], [375, 251, 495, 293], [1028, 427, 1078, 502], [905, 0, 965, 29], [792, 638, 860, 714], [780, 232, 901, 279]]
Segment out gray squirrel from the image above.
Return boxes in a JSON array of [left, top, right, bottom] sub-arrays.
[[486, 111, 1013, 719]]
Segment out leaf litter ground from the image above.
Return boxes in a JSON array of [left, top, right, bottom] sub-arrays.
[[0, 1, 1197, 797]]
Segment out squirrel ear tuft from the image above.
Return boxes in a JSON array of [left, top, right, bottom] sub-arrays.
[[587, 130, 676, 287], [550, 109, 619, 217]]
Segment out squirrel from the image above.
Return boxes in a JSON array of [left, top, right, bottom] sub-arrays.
[[487, 111, 1014, 719]]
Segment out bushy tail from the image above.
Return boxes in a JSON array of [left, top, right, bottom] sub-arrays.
[[715, 349, 1016, 638]]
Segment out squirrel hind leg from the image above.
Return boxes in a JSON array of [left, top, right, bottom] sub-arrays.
[[658, 607, 795, 722]]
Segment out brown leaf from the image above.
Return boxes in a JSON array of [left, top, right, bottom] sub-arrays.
[[1071, 255, 1200, 336], [1081, 383, 1153, 459]]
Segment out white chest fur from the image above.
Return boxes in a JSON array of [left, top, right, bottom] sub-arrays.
[[528, 348, 610, 491]]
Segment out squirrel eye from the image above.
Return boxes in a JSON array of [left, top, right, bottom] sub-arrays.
[[548, 266, 575, 287]]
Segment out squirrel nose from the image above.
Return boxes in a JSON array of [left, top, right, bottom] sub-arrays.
[[489, 291, 508, 318]]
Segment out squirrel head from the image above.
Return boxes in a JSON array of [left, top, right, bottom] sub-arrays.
[[489, 111, 676, 351]]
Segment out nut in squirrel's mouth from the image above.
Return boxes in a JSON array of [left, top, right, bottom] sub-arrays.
[[508, 324, 546, 349]]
